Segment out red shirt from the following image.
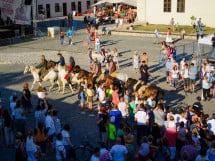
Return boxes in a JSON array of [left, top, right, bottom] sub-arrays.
[[112, 91, 119, 105], [164, 127, 177, 147]]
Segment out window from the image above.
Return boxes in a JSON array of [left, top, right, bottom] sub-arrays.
[[163, 0, 171, 12], [38, 5, 43, 14], [71, 2, 76, 11], [55, 3, 60, 12], [177, 0, 185, 12], [86, 1, 90, 10], [94, 0, 97, 4]]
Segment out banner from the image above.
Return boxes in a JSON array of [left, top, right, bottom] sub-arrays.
[[0, 0, 32, 25]]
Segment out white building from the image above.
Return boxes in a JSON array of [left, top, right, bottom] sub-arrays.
[[35, 0, 98, 18], [137, 0, 215, 27]]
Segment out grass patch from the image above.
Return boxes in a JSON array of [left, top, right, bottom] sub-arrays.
[[133, 24, 215, 35]]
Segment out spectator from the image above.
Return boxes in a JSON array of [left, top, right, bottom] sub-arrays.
[[189, 63, 198, 93], [183, 64, 190, 93], [3, 109, 15, 147], [134, 103, 149, 145], [45, 110, 56, 154], [21, 82, 32, 113], [154, 28, 159, 44], [211, 33, 215, 58], [207, 113, 215, 137], [110, 137, 128, 161], [59, 32, 65, 45], [34, 122, 47, 155], [61, 124, 73, 161], [202, 76, 211, 101], [55, 133, 66, 161], [171, 65, 179, 90], [132, 51, 140, 73], [90, 147, 100, 161]]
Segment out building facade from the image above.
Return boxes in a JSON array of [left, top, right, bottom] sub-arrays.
[[137, 0, 215, 27], [36, 0, 98, 18]]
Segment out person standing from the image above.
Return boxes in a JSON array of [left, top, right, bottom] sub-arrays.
[[182, 64, 190, 93], [202, 75, 211, 101], [134, 103, 149, 145], [197, 18, 202, 29], [67, 28, 73, 45], [166, 28, 173, 44], [110, 137, 128, 161], [211, 33, 215, 58], [59, 32, 65, 45], [170, 18, 175, 31], [55, 133, 66, 161], [112, 48, 119, 69], [171, 65, 179, 91], [189, 63, 198, 93], [95, 36, 101, 54], [45, 110, 56, 154], [132, 51, 140, 73], [154, 28, 159, 44], [61, 124, 73, 161], [21, 82, 32, 113], [78, 86, 86, 114]]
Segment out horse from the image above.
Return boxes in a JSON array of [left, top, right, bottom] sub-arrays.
[[23, 65, 57, 92], [56, 64, 81, 94]]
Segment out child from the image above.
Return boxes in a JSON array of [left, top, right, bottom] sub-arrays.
[[86, 84, 94, 115], [78, 86, 86, 114]]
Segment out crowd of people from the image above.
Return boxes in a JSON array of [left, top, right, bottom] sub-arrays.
[[1, 17, 215, 161]]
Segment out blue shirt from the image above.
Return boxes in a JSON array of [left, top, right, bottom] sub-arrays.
[[189, 67, 197, 79], [59, 57, 65, 66], [165, 61, 172, 71], [109, 110, 122, 128], [67, 29, 73, 37]]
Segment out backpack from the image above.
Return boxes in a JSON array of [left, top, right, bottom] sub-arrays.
[[100, 151, 111, 161]]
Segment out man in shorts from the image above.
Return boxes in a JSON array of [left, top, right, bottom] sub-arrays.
[[165, 58, 172, 84], [189, 63, 198, 93]]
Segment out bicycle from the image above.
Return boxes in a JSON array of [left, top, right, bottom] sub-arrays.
[[74, 136, 94, 161]]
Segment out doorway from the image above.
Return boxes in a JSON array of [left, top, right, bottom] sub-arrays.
[[63, 3, 67, 16], [46, 4, 50, 18], [78, 1, 82, 13]]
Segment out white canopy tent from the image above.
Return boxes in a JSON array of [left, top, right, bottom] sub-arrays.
[[197, 34, 213, 58], [92, 0, 137, 7], [197, 34, 214, 69]]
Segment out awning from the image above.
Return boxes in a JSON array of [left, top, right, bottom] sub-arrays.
[[198, 34, 213, 46], [92, 0, 137, 7]]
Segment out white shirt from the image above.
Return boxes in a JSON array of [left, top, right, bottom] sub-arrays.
[[26, 136, 37, 152], [45, 115, 56, 136], [171, 70, 179, 79], [183, 69, 189, 78], [135, 110, 149, 125], [118, 102, 128, 117], [37, 92, 46, 99], [95, 38, 100, 45], [207, 119, 215, 136], [61, 130, 70, 146], [110, 144, 128, 161], [55, 140, 66, 161]]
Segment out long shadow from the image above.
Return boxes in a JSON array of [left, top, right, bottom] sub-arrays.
[[119, 50, 132, 56]]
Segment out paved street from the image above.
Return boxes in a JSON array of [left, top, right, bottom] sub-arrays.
[[0, 26, 214, 161]]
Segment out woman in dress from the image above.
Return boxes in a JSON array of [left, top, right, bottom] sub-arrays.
[[132, 51, 140, 73], [112, 48, 119, 69]]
